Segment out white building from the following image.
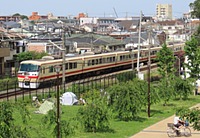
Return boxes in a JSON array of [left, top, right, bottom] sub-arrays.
[[156, 4, 173, 20]]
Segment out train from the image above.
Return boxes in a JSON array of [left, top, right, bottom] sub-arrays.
[[17, 43, 184, 88]]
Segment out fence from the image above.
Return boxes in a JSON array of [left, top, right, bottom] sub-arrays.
[[0, 72, 134, 102]]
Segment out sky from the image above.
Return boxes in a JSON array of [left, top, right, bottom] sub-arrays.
[[0, 0, 195, 18]]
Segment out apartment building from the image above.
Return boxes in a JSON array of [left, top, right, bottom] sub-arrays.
[[156, 4, 172, 20]]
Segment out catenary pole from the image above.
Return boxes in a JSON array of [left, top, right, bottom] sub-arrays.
[[137, 11, 142, 73]]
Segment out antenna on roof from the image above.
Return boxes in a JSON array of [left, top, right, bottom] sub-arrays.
[[113, 7, 118, 18]]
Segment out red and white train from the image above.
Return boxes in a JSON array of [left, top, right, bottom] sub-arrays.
[[17, 43, 184, 88]]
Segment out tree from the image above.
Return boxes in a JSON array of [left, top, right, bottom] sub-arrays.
[[184, 36, 200, 79], [41, 110, 75, 137], [173, 77, 193, 100], [116, 71, 136, 82], [157, 77, 174, 106], [17, 51, 49, 62], [0, 102, 30, 138], [107, 79, 145, 121], [76, 89, 110, 133], [12, 13, 28, 20], [190, 0, 200, 19], [156, 43, 175, 78], [176, 107, 200, 131]]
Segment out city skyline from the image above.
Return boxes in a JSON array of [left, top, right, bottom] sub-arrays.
[[0, 0, 194, 18]]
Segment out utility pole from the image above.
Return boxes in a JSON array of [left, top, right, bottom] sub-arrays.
[[137, 11, 142, 74], [62, 28, 66, 88], [147, 20, 152, 118]]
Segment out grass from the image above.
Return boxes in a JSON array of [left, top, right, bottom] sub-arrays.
[[12, 95, 200, 138]]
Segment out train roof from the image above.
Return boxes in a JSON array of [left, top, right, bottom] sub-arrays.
[[20, 50, 133, 65], [19, 43, 184, 66]]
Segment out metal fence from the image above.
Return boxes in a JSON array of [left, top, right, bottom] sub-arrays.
[[0, 73, 124, 102]]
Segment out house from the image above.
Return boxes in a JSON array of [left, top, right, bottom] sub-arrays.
[[0, 27, 25, 77], [27, 35, 74, 57], [156, 20, 185, 42], [18, 19, 34, 30], [29, 12, 48, 21], [123, 31, 161, 49], [2, 21, 21, 29], [66, 33, 125, 52]]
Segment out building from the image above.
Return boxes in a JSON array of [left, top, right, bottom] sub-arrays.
[[0, 27, 26, 77], [156, 4, 172, 20], [29, 12, 48, 21]]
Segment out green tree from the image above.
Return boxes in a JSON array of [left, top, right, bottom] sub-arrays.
[[157, 77, 174, 106], [17, 51, 49, 62], [176, 107, 200, 131], [184, 36, 200, 79], [76, 89, 110, 132], [190, 0, 200, 19], [41, 109, 75, 137], [116, 71, 136, 82], [173, 77, 193, 100], [156, 43, 175, 78], [107, 79, 145, 121], [139, 81, 160, 111], [0, 102, 30, 138], [12, 13, 28, 20]]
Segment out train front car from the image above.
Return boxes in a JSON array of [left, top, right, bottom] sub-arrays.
[[18, 61, 41, 89]]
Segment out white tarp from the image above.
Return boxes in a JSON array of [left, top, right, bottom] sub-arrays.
[[60, 92, 78, 105], [36, 100, 54, 114]]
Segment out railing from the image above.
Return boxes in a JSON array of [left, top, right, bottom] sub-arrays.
[[0, 73, 123, 102]]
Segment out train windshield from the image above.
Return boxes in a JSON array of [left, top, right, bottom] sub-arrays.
[[19, 63, 39, 72]]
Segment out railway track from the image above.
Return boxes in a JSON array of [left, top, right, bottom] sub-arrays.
[[0, 63, 157, 100]]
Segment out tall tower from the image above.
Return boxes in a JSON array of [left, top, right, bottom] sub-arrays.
[[156, 4, 172, 20]]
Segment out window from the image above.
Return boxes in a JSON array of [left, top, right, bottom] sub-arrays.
[[19, 63, 39, 72], [120, 56, 123, 61], [74, 62, 77, 68], [65, 63, 68, 70], [126, 55, 129, 60], [110, 57, 112, 62], [99, 58, 102, 64], [96, 59, 99, 64], [88, 60, 91, 66], [103, 58, 106, 63], [49, 66, 54, 73], [69, 63, 73, 69], [92, 60, 95, 65], [42, 67, 45, 74], [107, 57, 110, 63]]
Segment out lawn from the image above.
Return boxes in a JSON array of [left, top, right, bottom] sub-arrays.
[[13, 95, 200, 138]]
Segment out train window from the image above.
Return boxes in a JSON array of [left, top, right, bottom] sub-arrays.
[[99, 58, 102, 64], [65, 63, 68, 70], [110, 57, 112, 62], [113, 57, 115, 62], [96, 59, 99, 64], [102, 58, 106, 63], [69, 63, 73, 69], [42, 67, 45, 74], [129, 54, 131, 59], [107, 57, 110, 63], [88, 60, 91, 66], [49, 66, 54, 73], [126, 55, 129, 60], [92, 60, 95, 65], [134, 54, 137, 58], [74, 62, 77, 68], [123, 55, 125, 60], [120, 56, 123, 61], [19, 63, 39, 72]]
